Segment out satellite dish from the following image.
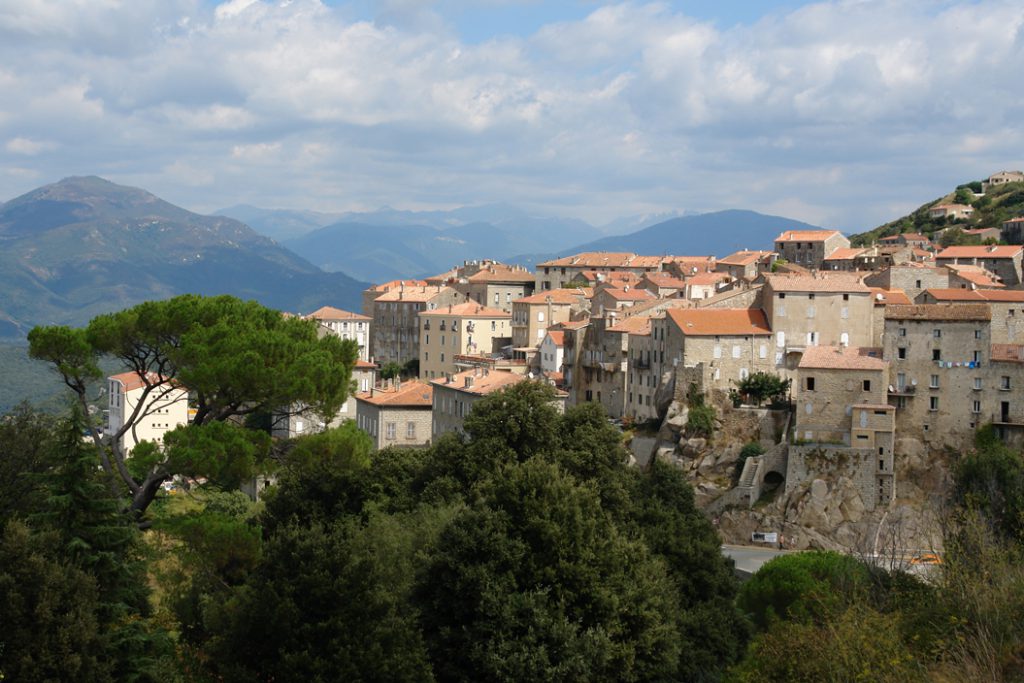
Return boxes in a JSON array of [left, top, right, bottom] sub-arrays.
[[911, 379, 918, 386]]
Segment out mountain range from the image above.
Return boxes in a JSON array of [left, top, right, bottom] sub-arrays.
[[0, 176, 366, 340]]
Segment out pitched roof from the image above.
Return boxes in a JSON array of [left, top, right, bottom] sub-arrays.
[[765, 273, 870, 293], [599, 287, 656, 302], [373, 286, 455, 303], [544, 331, 565, 345], [641, 272, 688, 288], [307, 306, 371, 321], [923, 288, 1024, 303], [824, 247, 868, 261], [798, 346, 886, 371], [686, 272, 731, 285], [884, 303, 991, 321], [420, 302, 511, 318], [937, 245, 1023, 259], [430, 369, 527, 396], [466, 265, 536, 283], [991, 344, 1024, 363], [718, 250, 772, 266], [354, 359, 377, 369], [666, 308, 771, 336], [775, 229, 843, 242], [868, 288, 912, 305], [108, 370, 180, 393], [606, 316, 652, 335], [536, 252, 665, 269], [514, 289, 587, 305], [367, 279, 428, 292], [355, 380, 433, 407]]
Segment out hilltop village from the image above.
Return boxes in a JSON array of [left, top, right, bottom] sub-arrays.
[[106, 174, 1024, 552]]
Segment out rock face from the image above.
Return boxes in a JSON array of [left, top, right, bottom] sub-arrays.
[[652, 397, 949, 554]]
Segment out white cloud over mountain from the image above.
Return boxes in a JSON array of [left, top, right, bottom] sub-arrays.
[[0, 0, 1021, 230]]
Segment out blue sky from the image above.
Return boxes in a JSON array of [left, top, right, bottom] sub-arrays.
[[1, 0, 1021, 232]]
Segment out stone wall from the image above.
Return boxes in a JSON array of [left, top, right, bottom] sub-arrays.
[[786, 445, 879, 510]]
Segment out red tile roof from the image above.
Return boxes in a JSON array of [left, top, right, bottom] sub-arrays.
[[923, 289, 1024, 303], [537, 252, 666, 268], [307, 306, 371, 321], [374, 286, 455, 303], [718, 250, 771, 266], [545, 331, 565, 345], [355, 380, 433, 407], [606, 316, 652, 335], [108, 371, 179, 393], [765, 273, 870, 293], [775, 230, 843, 242], [824, 247, 868, 261], [600, 287, 656, 302], [868, 288, 912, 305], [991, 344, 1024, 363], [666, 308, 771, 336], [467, 265, 535, 283], [798, 346, 886, 371], [430, 369, 527, 396], [937, 245, 1023, 259], [884, 303, 991, 321], [514, 289, 587, 305]]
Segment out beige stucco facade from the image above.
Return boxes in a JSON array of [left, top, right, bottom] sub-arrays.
[[354, 380, 433, 449], [371, 286, 463, 367], [107, 372, 189, 455], [419, 303, 512, 380]]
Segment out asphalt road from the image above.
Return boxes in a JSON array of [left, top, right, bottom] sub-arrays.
[[721, 544, 789, 577]]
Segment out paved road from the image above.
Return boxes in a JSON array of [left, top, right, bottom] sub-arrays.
[[721, 544, 789, 577]]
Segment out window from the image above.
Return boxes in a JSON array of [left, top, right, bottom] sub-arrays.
[[972, 401, 981, 414], [808, 293, 815, 300], [930, 374, 939, 388], [806, 377, 816, 391], [973, 350, 982, 362], [899, 327, 906, 337], [932, 349, 941, 361], [930, 396, 939, 411], [732, 345, 741, 359], [491, 321, 496, 331], [933, 329, 942, 338], [896, 372, 906, 389], [843, 293, 849, 301], [1002, 376, 1011, 390], [898, 347, 907, 359], [916, 279, 922, 289], [425, 334, 429, 344], [778, 292, 786, 299], [440, 353, 445, 363], [807, 305, 815, 318], [975, 329, 983, 339], [406, 422, 416, 438], [494, 293, 499, 305], [974, 378, 983, 390], [386, 422, 396, 439], [862, 379, 871, 391], [538, 311, 545, 322]]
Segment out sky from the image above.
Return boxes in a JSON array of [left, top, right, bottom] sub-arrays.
[[1, 0, 1022, 232]]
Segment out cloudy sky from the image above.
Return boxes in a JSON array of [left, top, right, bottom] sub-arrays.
[[1, 0, 1022, 231]]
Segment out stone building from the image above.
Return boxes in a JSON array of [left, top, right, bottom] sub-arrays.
[[430, 369, 566, 438], [636, 272, 688, 298], [936, 245, 1024, 287], [1001, 216, 1024, 243], [354, 379, 433, 449], [361, 279, 428, 317], [591, 285, 656, 316], [534, 252, 667, 291], [917, 289, 1024, 344], [789, 345, 895, 510], [511, 289, 587, 359], [762, 273, 875, 366], [452, 262, 536, 312], [418, 302, 512, 380], [883, 304, 992, 450], [306, 306, 372, 361], [773, 230, 850, 270], [715, 250, 775, 280], [575, 313, 650, 418], [863, 265, 949, 301], [370, 285, 463, 367]]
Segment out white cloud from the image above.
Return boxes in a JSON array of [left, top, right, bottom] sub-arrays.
[[0, 0, 1022, 230]]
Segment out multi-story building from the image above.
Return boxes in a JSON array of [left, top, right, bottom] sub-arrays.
[[936, 245, 1024, 287], [591, 286, 656, 316], [418, 302, 512, 380], [883, 304, 992, 449], [370, 285, 463, 367], [453, 263, 536, 312], [431, 369, 566, 438], [1001, 216, 1024, 243], [538, 329, 565, 375], [917, 289, 1024, 344], [762, 273, 875, 365], [362, 279, 428, 317], [649, 308, 774, 396], [864, 265, 949, 301], [928, 203, 975, 221], [683, 272, 732, 300], [576, 314, 650, 419], [790, 345, 895, 510], [354, 379, 433, 449], [511, 289, 587, 358], [878, 233, 932, 250], [272, 360, 377, 439], [107, 371, 189, 455], [535, 252, 667, 290], [306, 306, 372, 361], [715, 250, 775, 280], [636, 272, 688, 298], [774, 230, 850, 270]]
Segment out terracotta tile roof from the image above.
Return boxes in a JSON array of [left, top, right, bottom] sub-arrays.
[[869, 288, 912, 305], [718, 250, 771, 266], [108, 370, 179, 393], [798, 345, 886, 370], [367, 279, 428, 292], [354, 359, 377, 369], [537, 252, 666, 269], [606, 316, 652, 335], [544, 331, 565, 345], [467, 266, 536, 283], [430, 369, 527, 396], [576, 270, 641, 285], [666, 308, 771, 336], [884, 303, 991, 321], [937, 245, 1023, 259], [420, 302, 511, 318], [1004, 217, 1024, 224], [963, 228, 999, 236], [307, 306, 371, 321], [924, 288, 1024, 303], [775, 229, 843, 242], [824, 247, 868, 261], [946, 265, 1004, 287], [600, 287, 656, 302], [641, 272, 688, 288], [912, 248, 935, 259], [558, 320, 590, 330], [373, 286, 455, 303], [765, 273, 870, 293], [991, 344, 1024, 363], [514, 289, 587, 305], [686, 272, 731, 285], [355, 380, 433, 407]]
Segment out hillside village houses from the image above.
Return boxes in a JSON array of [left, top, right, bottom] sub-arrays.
[[306, 306, 372, 361], [284, 183, 1024, 511]]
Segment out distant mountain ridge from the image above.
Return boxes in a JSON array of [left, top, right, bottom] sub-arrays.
[[0, 176, 367, 340], [512, 209, 827, 264]]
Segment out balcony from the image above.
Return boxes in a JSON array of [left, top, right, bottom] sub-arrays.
[[887, 385, 916, 396], [633, 358, 650, 370]]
